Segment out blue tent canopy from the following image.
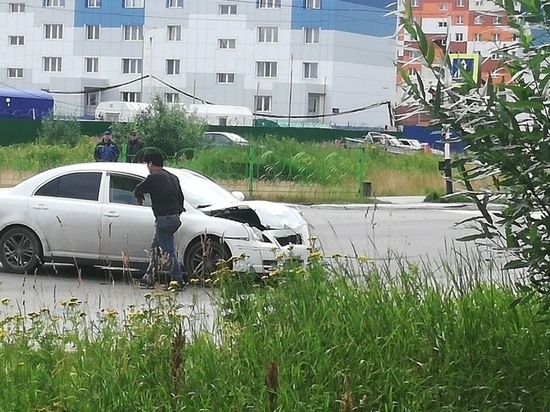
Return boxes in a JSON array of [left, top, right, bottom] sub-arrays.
[[0, 88, 54, 119]]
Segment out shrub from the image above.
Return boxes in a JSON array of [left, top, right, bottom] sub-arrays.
[[398, 0, 550, 303], [125, 96, 207, 157], [37, 113, 81, 147]]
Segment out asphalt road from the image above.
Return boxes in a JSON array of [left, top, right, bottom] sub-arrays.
[[0, 200, 509, 319]]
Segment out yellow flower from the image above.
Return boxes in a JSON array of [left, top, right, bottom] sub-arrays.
[[357, 255, 373, 264], [1, 298, 10, 305], [28, 311, 40, 319]]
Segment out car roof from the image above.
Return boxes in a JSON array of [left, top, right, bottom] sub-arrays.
[[8, 162, 207, 195], [204, 131, 248, 143]]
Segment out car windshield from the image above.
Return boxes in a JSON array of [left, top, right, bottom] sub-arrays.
[[171, 168, 239, 209]]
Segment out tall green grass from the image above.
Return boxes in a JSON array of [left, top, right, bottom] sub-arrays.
[[0, 253, 546, 410], [0, 138, 96, 172], [0, 137, 453, 196]]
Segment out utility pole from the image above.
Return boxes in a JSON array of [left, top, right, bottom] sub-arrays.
[[443, 124, 453, 195]]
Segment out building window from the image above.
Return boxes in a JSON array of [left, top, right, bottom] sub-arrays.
[[166, 59, 181, 75], [474, 0, 484, 5], [455, 32, 464, 41], [256, 61, 277, 78], [456, 0, 464, 6], [122, 58, 142, 74], [85, 57, 99, 73], [492, 33, 500, 42], [456, 15, 464, 24], [44, 0, 65, 6], [217, 73, 235, 83], [254, 95, 272, 112], [219, 4, 237, 14], [438, 21, 447, 27], [474, 15, 483, 25], [258, 27, 278, 43], [87, 0, 100, 7], [473, 33, 482, 41], [43, 57, 62, 72], [303, 62, 318, 79], [121, 92, 141, 102], [493, 16, 502, 25], [410, 0, 419, 7], [438, 4, 447, 10], [218, 38, 236, 49], [407, 67, 416, 76], [167, 25, 182, 41], [259, 0, 279, 8], [7, 68, 23, 78], [9, 35, 24, 45], [123, 25, 143, 41], [86, 25, 100, 40], [9, 3, 25, 12], [165, 93, 180, 103], [44, 24, 63, 39], [408, 50, 418, 59], [85, 91, 98, 106], [491, 53, 499, 60], [124, 0, 144, 7], [305, 0, 320, 8], [168, 0, 183, 7], [304, 27, 320, 44]]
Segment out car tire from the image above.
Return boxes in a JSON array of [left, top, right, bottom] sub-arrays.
[[0, 227, 43, 274], [184, 237, 230, 284]]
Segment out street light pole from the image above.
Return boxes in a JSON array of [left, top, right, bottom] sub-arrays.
[[140, 27, 155, 103], [149, 36, 153, 103]]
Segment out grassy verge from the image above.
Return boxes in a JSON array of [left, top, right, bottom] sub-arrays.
[[0, 138, 471, 198], [0, 251, 545, 410]]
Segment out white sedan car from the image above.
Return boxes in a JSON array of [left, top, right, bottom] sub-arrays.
[[0, 163, 310, 279]]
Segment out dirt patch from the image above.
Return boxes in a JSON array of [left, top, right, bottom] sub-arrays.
[[0, 170, 33, 187]]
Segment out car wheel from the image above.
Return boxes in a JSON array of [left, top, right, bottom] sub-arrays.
[[0, 227, 43, 274], [184, 237, 230, 284]]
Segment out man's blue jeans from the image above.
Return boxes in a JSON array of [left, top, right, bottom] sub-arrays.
[[151, 215, 183, 281]]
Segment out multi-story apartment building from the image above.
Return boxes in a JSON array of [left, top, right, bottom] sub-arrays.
[[0, 0, 397, 128], [396, 0, 516, 125]]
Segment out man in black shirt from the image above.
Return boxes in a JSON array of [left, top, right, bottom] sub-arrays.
[[126, 131, 146, 163], [134, 152, 186, 288]]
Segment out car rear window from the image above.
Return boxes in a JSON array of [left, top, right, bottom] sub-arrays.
[[35, 172, 102, 201]]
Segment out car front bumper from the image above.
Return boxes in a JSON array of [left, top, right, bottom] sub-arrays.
[[224, 238, 309, 274]]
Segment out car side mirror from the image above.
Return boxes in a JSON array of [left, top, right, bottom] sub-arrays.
[[232, 191, 245, 201]]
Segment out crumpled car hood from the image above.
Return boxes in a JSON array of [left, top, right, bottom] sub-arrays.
[[201, 200, 307, 231]]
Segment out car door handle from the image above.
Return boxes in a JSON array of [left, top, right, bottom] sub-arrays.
[[32, 204, 48, 210], [103, 211, 120, 218]]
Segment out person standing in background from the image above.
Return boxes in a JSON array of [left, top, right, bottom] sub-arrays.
[[94, 131, 120, 162], [126, 131, 146, 163]]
